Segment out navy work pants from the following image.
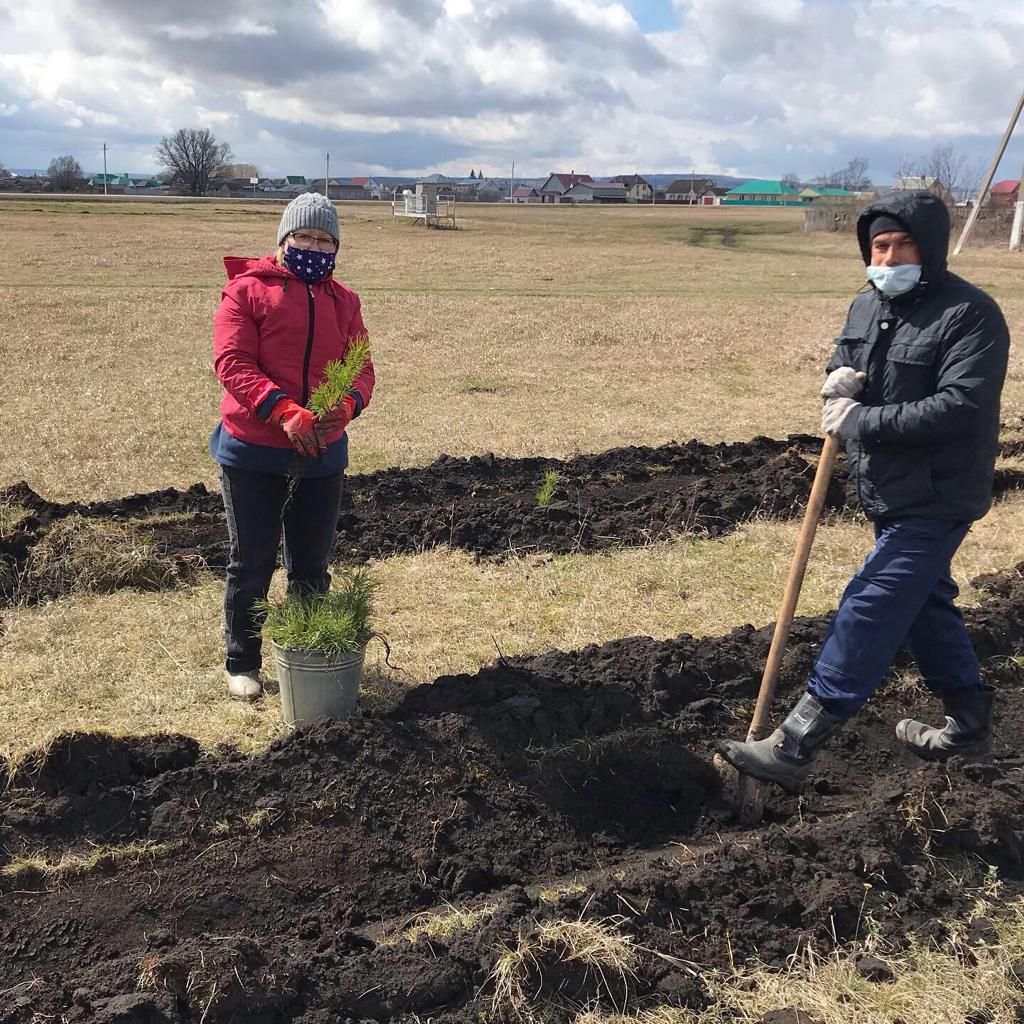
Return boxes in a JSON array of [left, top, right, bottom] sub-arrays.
[[807, 517, 981, 718], [221, 466, 345, 673]]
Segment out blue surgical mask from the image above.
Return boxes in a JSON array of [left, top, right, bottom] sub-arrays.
[[283, 246, 336, 284], [866, 263, 922, 297]]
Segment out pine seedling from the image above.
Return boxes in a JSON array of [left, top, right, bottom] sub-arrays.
[[308, 336, 371, 417], [536, 469, 560, 506], [258, 568, 379, 657]]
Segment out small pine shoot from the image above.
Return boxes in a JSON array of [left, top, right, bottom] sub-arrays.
[[308, 336, 371, 417], [536, 469, 561, 506]]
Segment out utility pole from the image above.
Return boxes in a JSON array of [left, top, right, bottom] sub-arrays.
[[102, 142, 108, 195], [325, 152, 330, 199], [953, 88, 1024, 255], [509, 161, 515, 202], [1011, 155, 1024, 252]]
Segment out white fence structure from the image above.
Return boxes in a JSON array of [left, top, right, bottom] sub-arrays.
[[391, 186, 456, 228]]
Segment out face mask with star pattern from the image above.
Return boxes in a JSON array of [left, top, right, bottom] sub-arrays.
[[283, 245, 336, 284]]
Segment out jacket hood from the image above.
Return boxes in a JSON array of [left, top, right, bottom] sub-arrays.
[[223, 255, 290, 281], [856, 190, 950, 282]]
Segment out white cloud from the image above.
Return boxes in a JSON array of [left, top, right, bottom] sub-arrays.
[[0, 0, 1022, 182]]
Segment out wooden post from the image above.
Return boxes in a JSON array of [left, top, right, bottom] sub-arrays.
[[953, 89, 1024, 256]]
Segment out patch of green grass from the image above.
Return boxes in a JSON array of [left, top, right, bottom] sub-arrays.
[[452, 375, 500, 395]]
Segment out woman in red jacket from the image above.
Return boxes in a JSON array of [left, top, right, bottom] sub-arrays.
[[211, 192, 375, 700]]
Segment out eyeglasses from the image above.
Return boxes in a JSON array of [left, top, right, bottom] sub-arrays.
[[289, 232, 337, 253]]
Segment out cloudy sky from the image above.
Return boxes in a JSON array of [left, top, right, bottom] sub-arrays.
[[1, 0, 1023, 183]]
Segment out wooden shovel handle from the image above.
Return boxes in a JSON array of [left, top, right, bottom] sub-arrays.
[[745, 434, 841, 743]]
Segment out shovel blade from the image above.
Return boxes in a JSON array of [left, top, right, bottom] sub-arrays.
[[712, 752, 766, 825]]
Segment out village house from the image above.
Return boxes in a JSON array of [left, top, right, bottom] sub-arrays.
[[563, 180, 628, 204], [663, 177, 716, 204], [988, 179, 1021, 208], [722, 180, 804, 206], [512, 186, 541, 204], [538, 172, 593, 203], [611, 174, 654, 202]]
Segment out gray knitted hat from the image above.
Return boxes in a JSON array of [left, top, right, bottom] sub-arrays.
[[277, 192, 340, 245]]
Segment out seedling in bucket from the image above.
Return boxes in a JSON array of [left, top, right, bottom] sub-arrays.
[[257, 568, 384, 728]]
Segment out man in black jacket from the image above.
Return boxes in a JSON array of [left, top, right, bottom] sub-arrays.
[[719, 190, 1010, 793]]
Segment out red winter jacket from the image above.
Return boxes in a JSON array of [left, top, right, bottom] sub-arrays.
[[213, 255, 376, 448]]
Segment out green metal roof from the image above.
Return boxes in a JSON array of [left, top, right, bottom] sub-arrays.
[[726, 179, 801, 195]]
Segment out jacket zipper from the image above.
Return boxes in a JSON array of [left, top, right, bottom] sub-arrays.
[[300, 284, 316, 407]]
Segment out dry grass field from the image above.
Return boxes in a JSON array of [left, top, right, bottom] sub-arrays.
[[1, 197, 1023, 762]]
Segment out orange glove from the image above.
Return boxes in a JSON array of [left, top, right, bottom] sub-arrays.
[[268, 399, 325, 458], [316, 394, 357, 444]]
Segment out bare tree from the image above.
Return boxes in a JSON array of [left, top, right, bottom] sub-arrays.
[[925, 143, 983, 202], [811, 158, 870, 191], [838, 157, 871, 191], [893, 154, 919, 190], [156, 128, 232, 196], [0, 160, 11, 179], [47, 154, 83, 191], [219, 162, 260, 179], [781, 171, 800, 188]]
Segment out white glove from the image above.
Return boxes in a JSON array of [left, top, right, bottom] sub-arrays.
[[822, 397, 863, 439], [821, 367, 867, 400]]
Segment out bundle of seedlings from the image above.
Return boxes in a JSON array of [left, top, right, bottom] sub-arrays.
[[258, 568, 385, 727], [284, 337, 371, 491], [258, 567, 378, 658]]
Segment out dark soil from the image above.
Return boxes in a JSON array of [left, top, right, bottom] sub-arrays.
[[5, 436, 1024, 607], [3, 561, 1024, 1022], [0, 435, 836, 606]]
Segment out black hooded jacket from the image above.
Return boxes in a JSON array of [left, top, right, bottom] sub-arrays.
[[827, 190, 1010, 521]]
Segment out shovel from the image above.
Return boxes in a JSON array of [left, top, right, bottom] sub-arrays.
[[716, 434, 841, 824]]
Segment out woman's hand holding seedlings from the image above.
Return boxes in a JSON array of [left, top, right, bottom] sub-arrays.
[[316, 394, 357, 442], [269, 399, 326, 458]]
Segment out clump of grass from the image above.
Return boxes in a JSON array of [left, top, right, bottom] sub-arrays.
[[536, 470, 561, 506], [491, 917, 638, 1021], [382, 902, 496, 946], [0, 498, 29, 538], [258, 568, 378, 657], [22, 515, 178, 598], [308, 336, 371, 416], [1, 840, 180, 887]]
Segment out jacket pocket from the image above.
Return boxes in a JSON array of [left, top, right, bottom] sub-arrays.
[[888, 342, 934, 366]]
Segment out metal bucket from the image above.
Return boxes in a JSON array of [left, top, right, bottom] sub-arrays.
[[272, 643, 364, 728]]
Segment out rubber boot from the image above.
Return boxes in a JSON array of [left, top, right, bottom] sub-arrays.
[[896, 685, 994, 762], [226, 670, 264, 702], [717, 692, 845, 795]]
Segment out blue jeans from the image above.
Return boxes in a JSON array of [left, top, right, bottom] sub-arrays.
[[221, 467, 345, 673], [808, 517, 981, 718]]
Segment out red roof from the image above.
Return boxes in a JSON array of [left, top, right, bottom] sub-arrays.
[[551, 173, 593, 188], [991, 179, 1020, 193], [513, 186, 538, 197], [349, 176, 370, 187]]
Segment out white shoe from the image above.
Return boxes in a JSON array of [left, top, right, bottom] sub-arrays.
[[226, 670, 264, 702]]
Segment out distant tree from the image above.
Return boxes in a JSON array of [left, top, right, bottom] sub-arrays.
[[47, 154, 83, 191], [156, 128, 232, 196], [781, 171, 800, 188], [893, 154, 919, 190], [838, 157, 871, 191], [469, 169, 476, 179], [219, 162, 260, 179], [925, 143, 983, 202], [0, 160, 11, 178]]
